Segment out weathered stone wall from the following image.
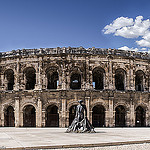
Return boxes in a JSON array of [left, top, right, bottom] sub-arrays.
[[0, 47, 149, 127]]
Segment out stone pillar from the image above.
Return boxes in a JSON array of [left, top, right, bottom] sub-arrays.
[[15, 97, 20, 127], [108, 60, 114, 90], [126, 111, 130, 127], [108, 97, 114, 127], [130, 59, 135, 90], [14, 59, 20, 91], [85, 97, 90, 119], [61, 99, 66, 127], [105, 110, 109, 127], [36, 98, 42, 127], [66, 110, 69, 127], [1, 110, 4, 127], [20, 111, 23, 127], [130, 102, 135, 127], [42, 109, 46, 127]]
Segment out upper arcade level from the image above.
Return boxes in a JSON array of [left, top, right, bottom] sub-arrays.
[[0, 47, 150, 60], [0, 47, 149, 93]]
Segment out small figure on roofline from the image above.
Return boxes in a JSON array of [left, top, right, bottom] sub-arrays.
[[66, 100, 95, 133]]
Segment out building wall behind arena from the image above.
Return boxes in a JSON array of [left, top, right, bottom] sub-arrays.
[[0, 47, 149, 127]]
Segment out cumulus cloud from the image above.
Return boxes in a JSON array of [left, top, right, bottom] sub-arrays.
[[103, 16, 150, 48], [118, 46, 138, 51]]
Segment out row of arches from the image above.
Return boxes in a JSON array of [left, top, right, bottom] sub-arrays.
[[4, 105, 146, 127], [3, 67, 147, 91]]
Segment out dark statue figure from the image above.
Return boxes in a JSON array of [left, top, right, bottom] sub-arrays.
[[66, 100, 95, 133]]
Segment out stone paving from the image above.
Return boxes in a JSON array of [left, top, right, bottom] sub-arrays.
[[0, 127, 150, 149]]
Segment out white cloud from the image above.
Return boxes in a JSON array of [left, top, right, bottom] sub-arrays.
[[118, 46, 138, 51], [103, 16, 150, 48]]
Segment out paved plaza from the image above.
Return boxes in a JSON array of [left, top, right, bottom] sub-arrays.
[[0, 127, 150, 149]]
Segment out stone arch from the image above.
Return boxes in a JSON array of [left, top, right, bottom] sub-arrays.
[[135, 70, 145, 91], [115, 68, 126, 91], [92, 105, 105, 127], [70, 68, 82, 89], [135, 105, 146, 127], [115, 105, 126, 127], [92, 67, 105, 90], [23, 67, 36, 90], [46, 67, 59, 89], [23, 104, 36, 127], [45, 104, 59, 127], [4, 69, 14, 90], [4, 105, 15, 127]]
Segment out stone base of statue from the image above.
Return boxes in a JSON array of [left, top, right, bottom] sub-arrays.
[[66, 117, 95, 133]]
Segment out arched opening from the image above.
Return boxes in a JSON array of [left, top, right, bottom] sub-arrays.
[[69, 105, 77, 125], [23, 105, 36, 127], [4, 106, 15, 127], [135, 106, 146, 127], [115, 105, 126, 127], [115, 69, 126, 91], [24, 67, 36, 90], [93, 68, 105, 90], [47, 71, 59, 89], [70, 73, 81, 89], [4, 69, 14, 90], [45, 105, 59, 127], [92, 105, 105, 127], [135, 70, 145, 91]]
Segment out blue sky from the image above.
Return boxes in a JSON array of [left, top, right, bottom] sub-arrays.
[[0, 0, 150, 52]]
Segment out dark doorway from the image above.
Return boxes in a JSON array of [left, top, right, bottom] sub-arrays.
[[115, 69, 125, 91], [115, 105, 126, 127], [47, 71, 59, 89], [93, 68, 105, 90], [24, 67, 36, 90], [70, 73, 81, 89], [4, 106, 15, 127], [4, 69, 14, 90], [135, 106, 145, 127], [46, 105, 59, 127], [135, 70, 144, 91], [23, 105, 36, 127], [92, 105, 105, 127], [69, 105, 77, 125]]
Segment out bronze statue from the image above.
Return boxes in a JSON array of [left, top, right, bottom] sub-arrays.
[[66, 100, 95, 133]]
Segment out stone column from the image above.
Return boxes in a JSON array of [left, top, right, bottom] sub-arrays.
[[20, 111, 23, 127], [1, 110, 4, 127], [108, 60, 114, 90], [108, 97, 114, 127], [126, 111, 130, 127], [61, 98, 66, 127], [105, 110, 109, 127], [85, 97, 90, 119], [14, 59, 20, 91], [130, 102, 135, 127], [130, 59, 135, 90], [36, 98, 42, 127], [42, 109, 46, 127], [15, 97, 20, 127]]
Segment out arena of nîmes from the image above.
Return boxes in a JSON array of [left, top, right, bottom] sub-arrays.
[[0, 47, 149, 128]]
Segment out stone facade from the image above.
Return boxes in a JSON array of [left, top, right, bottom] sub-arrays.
[[0, 47, 149, 127]]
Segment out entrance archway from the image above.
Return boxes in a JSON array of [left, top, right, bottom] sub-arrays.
[[92, 105, 105, 127], [135, 106, 145, 127], [23, 105, 36, 127], [69, 105, 77, 125], [46, 105, 59, 127], [4, 106, 15, 127], [115, 105, 126, 127]]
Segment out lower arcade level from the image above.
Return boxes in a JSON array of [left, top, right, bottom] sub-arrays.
[[1, 90, 150, 128]]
